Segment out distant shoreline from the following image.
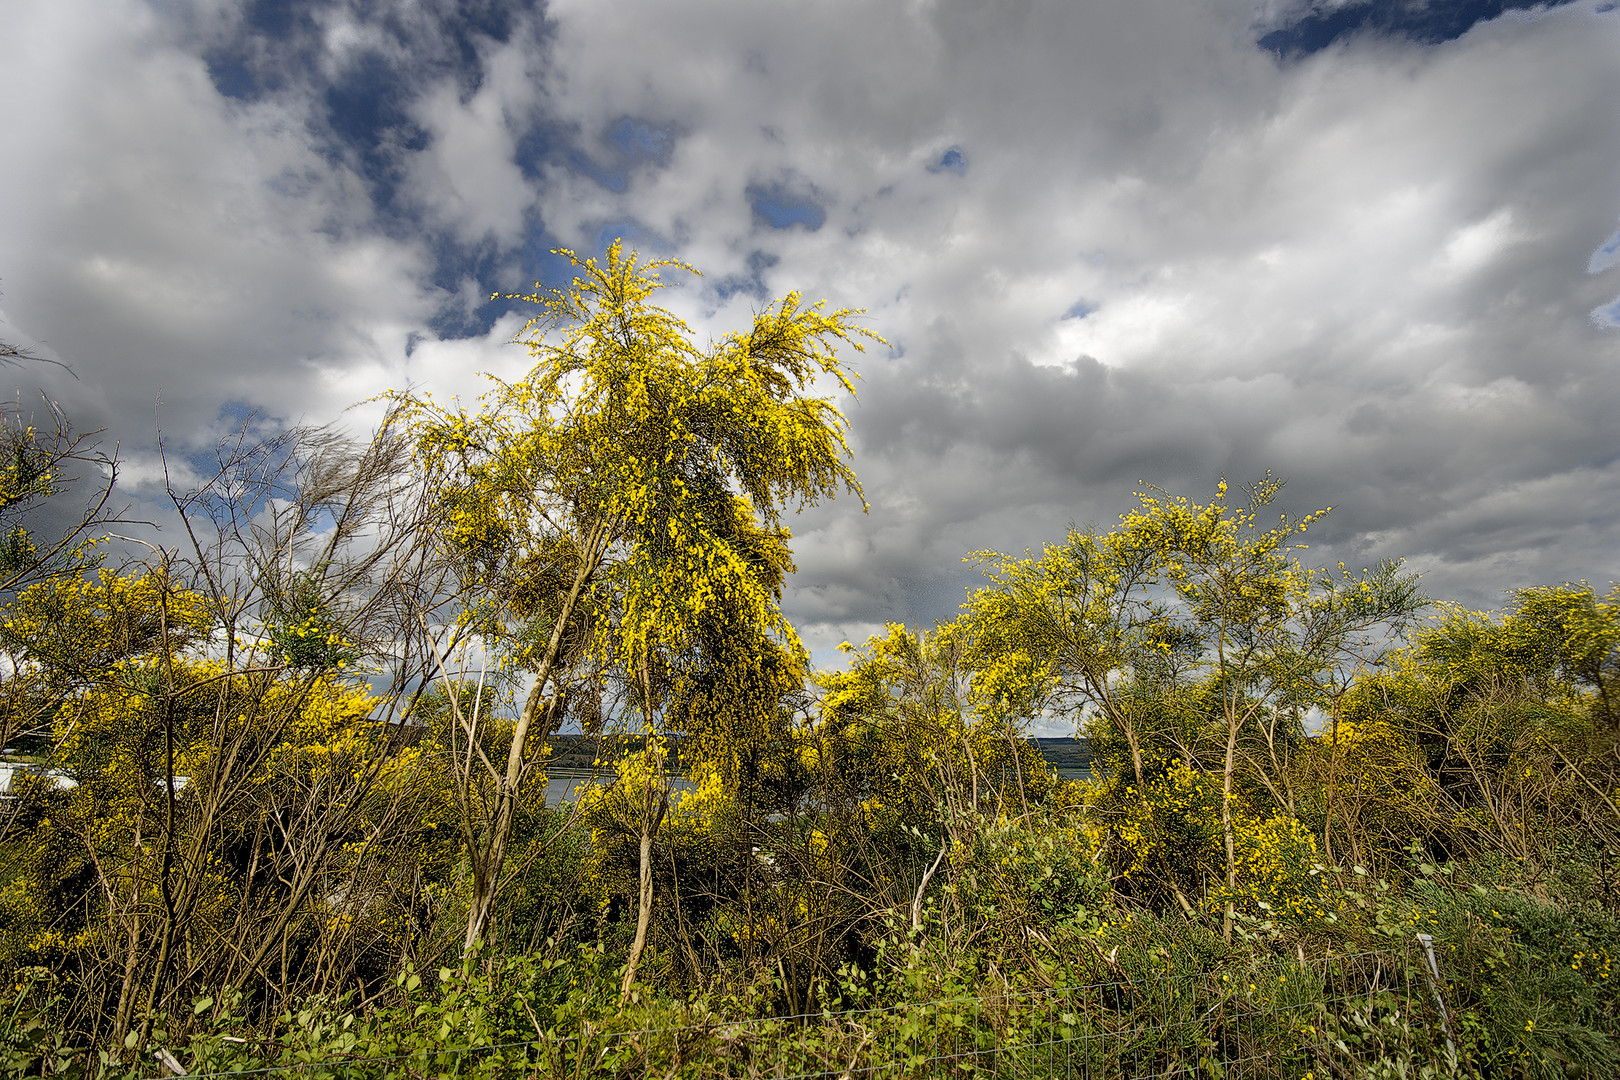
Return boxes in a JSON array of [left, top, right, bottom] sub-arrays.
[[542, 734, 1092, 773]]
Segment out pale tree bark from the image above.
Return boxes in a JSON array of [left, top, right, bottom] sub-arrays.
[[910, 841, 949, 933], [1221, 697, 1241, 941], [618, 653, 669, 1003], [462, 515, 613, 954], [619, 780, 669, 1004]]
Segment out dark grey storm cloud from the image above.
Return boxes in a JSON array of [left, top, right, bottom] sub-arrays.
[[2, 0, 1619, 684]]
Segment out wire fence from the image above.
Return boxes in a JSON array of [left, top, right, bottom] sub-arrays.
[[145, 945, 1451, 1080]]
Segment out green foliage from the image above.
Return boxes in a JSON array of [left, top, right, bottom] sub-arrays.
[[0, 969, 82, 1078], [815, 619, 1052, 833], [264, 567, 360, 672], [0, 405, 112, 600]]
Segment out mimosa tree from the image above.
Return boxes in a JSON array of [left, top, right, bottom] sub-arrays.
[[401, 241, 877, 952], [969, 478, 1425, 933]]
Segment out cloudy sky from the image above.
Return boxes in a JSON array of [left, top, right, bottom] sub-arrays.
[[3, 0, 1619, 676]]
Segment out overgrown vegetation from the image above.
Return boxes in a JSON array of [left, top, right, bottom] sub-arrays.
[[1, 247, 1616, 1078]]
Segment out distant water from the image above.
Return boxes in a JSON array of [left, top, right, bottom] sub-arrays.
[[543, 771, 695, 806], [545, 767, 1091, 806], [543, 771, 607, 805]]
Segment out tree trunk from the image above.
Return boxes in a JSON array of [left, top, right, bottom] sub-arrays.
[[111, 907, 142, 1050], [1100, 686, 1146, 789], [462, 517, 610, 954], [1221, 705, 1240, 941], [619, 785, 668, 1004], [462, 681, 559, 953], [911, 841, 949, 933]]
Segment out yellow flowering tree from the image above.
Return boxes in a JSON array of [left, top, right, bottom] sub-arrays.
[[813, 620, 1054, 934], [2, 658, 398, 1038], [1493, 583, 1620, 730], [0, 569, 211, 688], [0, 414, 458, 1053], [969, 478, 1425, 933], [400, 240, 877, 951], [0, 400, 115, 598], [0, 400, 121, 753], [663, 499, 810, 817], [0, 569, 213, 765], [1308, 590, 1620, 869]]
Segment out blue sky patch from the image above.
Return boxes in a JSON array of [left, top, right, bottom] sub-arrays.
[[715, 250, 781, 301], [513, 119, 571, 182], [205, 51, 260, 100], [570, 151, 628, 193], [1063, 300, 1095, 320], [929, 147, 967, 176], [425, 233, 515, 339], [565, 117, 679, 193], [1259, 0, 1580, 60], [607, 118, 674, 164], [324, 52, 421, 153], [748, 184, 826, 231], [203, 0, 321, 100]]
